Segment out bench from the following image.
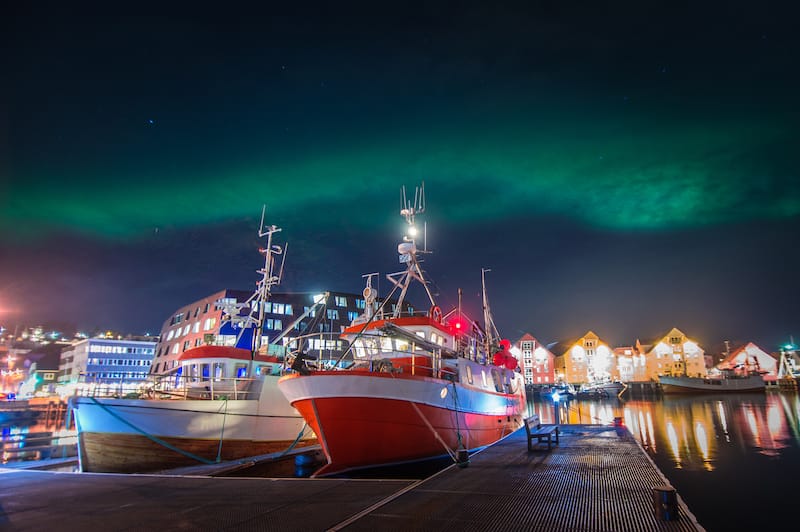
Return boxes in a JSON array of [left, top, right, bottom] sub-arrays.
[[524, 415, 559, 451]]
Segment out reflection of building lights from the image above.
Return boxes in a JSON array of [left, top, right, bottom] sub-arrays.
[[716, 402, 729, 441], [645, 412, 656, 453], [695, 422, 712, 470], [666, 421, 681, 467], [767, 405, 781, 436]]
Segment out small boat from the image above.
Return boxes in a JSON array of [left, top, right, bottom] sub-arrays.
[[659, 370, 766, 394], [538, 384, 576, 400], [576, 380, 627, 399], [70, 209, 318, 473], [278, 183, 528, 477]]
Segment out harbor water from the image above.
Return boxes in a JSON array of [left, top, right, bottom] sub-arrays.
[[3, 391, 798, 530], [529, 391, 799, 530]]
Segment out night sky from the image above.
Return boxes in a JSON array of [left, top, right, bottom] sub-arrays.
[[2, 2, 798, 352]]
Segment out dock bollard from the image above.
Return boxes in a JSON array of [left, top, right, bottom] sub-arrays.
[[456, 449, 469, 468], [652, 485, 679, 521]]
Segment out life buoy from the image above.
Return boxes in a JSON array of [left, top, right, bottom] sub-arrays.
[[429, 305, 442, 323]]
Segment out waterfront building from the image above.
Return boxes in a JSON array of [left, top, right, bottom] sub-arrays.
[[150, 289, 414, 377], [58, 336, 157, 395], [612, 345, 638, 382], [554, 331, 619, 386], [15, 342, 68, 396], [715, 341, 778, 381], [640, 327, 706, 379], [512, 333, 556, 385]]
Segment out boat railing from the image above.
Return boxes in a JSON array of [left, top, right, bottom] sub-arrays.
[[70, 374, 262, 401], [283, 330, 464, 380], [145, 374, 262, 401]]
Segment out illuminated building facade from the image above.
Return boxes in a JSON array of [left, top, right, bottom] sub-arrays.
[[613, 346, 637, 382], [716, 341, 778, 381], [642, 327, 706, 379], [512, 333, 555, 385], [554, 331, 619, 386], [58, 337, 157, 394], [151, 289, 413, 376]]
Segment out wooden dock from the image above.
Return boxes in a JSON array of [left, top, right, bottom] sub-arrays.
[[0, 424, 704, 531]]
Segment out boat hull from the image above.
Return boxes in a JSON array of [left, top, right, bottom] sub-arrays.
[[279, 371, 526, 476], [659, 375, 766, 394], [71, 376, 315, 473]]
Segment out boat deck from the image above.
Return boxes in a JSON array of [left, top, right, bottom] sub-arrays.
[[0, 425, 704, 531]]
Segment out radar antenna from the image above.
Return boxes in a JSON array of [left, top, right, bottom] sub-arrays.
[[386, 182, 437, 317]]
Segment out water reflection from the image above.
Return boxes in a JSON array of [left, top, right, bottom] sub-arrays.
[[528, 391, 800, 473], [1, 408, 76, 464]]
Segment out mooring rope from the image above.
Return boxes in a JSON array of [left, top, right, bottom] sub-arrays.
[[87, 396, 217, 465], [215, 398, 228, 463], [451, 380, 466, 455], [278, 422, 310, 457], [385, 369, 459, 463]]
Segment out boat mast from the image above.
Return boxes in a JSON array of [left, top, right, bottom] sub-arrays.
[[251, 206, 284, 356], [481, 267, 500, 352], [223, 206, 284, 361], [386, 182, 437, 317]]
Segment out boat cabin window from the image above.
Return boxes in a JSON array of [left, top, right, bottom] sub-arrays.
[[190, 364, 199, 381], [491, 368, 504, 393], [213, 362, 224, 380], [465, 365, 473, 385], [396, 339, 410, 352], [235, 364, 247, 378], [506, 373, 516, 394], [353, 338, 380, 358], [201, 364, 210, 380], [481, 370, 488, 388], [380, 337, 393, 352]]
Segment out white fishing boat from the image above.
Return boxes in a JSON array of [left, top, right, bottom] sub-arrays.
[[278, 183, 527, 477], [576, 380, 627, 398], [659, 370, 766, 394], [70, 209, 318, 473]]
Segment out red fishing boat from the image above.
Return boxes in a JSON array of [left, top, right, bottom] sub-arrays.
[[278, 184, 527, 477]]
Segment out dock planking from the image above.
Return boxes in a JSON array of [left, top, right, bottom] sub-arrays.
[[0, 424, 703, 531]]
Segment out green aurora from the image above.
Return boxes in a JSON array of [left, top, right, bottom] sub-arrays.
[[3, 108, 796, 240]]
